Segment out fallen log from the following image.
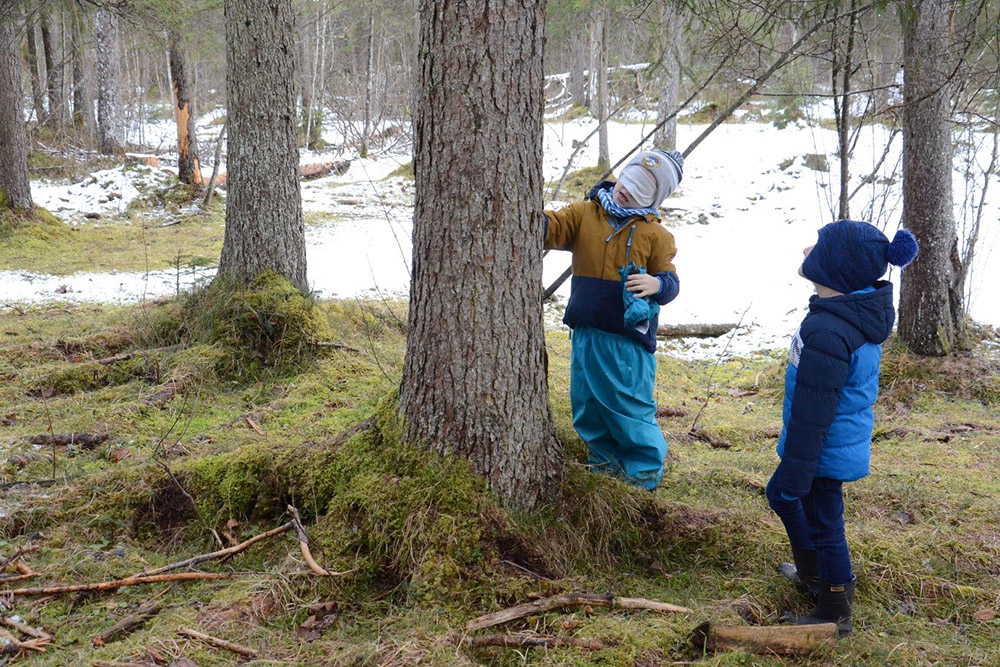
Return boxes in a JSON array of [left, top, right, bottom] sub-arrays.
[[2, 572, 235, 597], [25, 433, 107, 449], [140, 521, 294, 576], [141, 379, 183, 409], [689, 621, 837, 656], [177, 627, 258, 658], [299, 160, 350, 180], [657, 323, 738, 339], [93, 602, 162, 647], [459, 633, 608, 651], [466, 592, 691, 632]]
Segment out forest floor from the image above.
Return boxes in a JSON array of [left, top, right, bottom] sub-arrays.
[[2, 160, 1000, 665]]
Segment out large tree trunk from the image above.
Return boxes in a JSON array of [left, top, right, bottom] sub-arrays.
[[168, 27, 203, 186], [401, 0, 561, 511], [0, 11, 34, 212], [218, 0, 306, 291], [568, 26, 587, 106], [898, 0, 963, 355], [653, 2, 683, 151], [95, 7, 123, 155]]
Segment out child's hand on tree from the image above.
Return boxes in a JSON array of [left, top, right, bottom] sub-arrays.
[[625, 273, 661, 297]]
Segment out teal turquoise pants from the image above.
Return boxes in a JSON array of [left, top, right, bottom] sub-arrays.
[[570, 327, 669, 490]]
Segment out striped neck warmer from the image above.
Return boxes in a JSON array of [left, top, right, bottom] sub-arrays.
[[595, 186, 659, 226]]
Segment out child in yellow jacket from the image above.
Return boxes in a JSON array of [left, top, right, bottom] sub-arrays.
[[543, 150, 683, 489]]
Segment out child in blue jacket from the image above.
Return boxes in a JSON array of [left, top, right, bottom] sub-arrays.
[[767, 220, 918, 634]]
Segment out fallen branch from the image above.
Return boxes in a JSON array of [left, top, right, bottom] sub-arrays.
[[689, 621, 837, 656], [466, 592, 691, 632], [657, 323, 738, 339], [0, 544, 40, 570], [1, 616, 51, 640], [93, 602, 162, 647], [25, 433, 108, 449], [142, 379, 183, 409], [0, 627, 52, 655], [458, 633, 608, 651], [177, 627, 258, 658], [2, 572, 235, 597], [287, 506, 353, 577], [0, 572, 43, 584], [140, 522, 294, 576], [95, 344, 184, 365], [311, 340, 367, 355]]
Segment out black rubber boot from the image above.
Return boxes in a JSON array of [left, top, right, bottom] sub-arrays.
[[778, 545, 820, 598], [783, 578, 856, 636]]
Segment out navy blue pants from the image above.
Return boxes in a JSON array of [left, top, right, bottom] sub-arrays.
[[766, 474, 853, 586]]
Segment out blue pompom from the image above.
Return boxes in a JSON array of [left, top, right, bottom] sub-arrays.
[[887, 228, 919, 267]]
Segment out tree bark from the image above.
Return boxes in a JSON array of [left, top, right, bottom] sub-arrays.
[[832, 0, 858, 220], [653, 2, 683, 151], [218, 0, 307, 291], [361, 7, 374, 158], [0, 12, 34, 212], [168, 27, 202, 186], [70, 0, 94, 136], [39, 9, 65, 128], [401, 0, 561, 512], [898, 0, 962, 355], [595, 3, 609, 169], [95, 6, 123, 154], [22, 18, 45, 124]]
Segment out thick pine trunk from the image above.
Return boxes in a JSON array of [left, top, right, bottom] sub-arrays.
[[568, 29, 587, 106], [218, 0, 306, 291], [401, 0, 561, 511], [95, 7, 123, 154], [168, 28, 202, 186], [653, 2, 682, 151], [0, 13, 34, 212], [898, 0, 962, 355]]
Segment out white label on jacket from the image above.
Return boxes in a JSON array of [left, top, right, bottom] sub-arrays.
[[789, 327, 803, 367]]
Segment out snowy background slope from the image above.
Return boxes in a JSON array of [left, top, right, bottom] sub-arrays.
[[5, 111, 998, 360]]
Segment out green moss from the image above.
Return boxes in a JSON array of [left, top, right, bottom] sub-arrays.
[[386, 161, 414, 179], [548, 165, 609, 201]]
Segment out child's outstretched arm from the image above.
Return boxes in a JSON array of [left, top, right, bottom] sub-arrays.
[[773, 329, 851, 499], [542, 204, 585, 251]]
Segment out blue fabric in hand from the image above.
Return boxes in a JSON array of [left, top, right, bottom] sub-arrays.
[[619, 262, 660, 332]]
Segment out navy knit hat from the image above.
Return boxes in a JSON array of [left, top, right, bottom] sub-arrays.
[[801, 220, 919, 293]]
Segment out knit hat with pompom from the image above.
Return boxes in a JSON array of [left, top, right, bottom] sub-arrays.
[[801, 220, 919, 293]]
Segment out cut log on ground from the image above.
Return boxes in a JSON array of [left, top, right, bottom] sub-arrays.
[[2, 572, 235, 597], [459, 633, 608, 650], [656, 323, 738, 339], [140, 521, 293, 576], [25, 433, 108, 449], [177, 627, 258, 658], [299, 161, 350, 180], [466, 592, 691, 632], [93, 602, 162, 646], [689, 621, 837, 656]]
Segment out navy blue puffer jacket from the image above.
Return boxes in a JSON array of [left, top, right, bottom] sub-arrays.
[[773, 281, 895, 497]]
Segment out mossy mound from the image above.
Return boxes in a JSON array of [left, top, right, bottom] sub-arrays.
[[179, 271, 331, 381], [0, 204, 70, 243], [548, 165, 608, 201], [386, 161, 414, 180]]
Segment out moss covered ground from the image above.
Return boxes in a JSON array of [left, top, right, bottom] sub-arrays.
[[1, 289, 999, 665]]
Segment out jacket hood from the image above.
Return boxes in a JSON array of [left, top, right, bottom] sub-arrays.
[[807, 280, 895, 344]]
